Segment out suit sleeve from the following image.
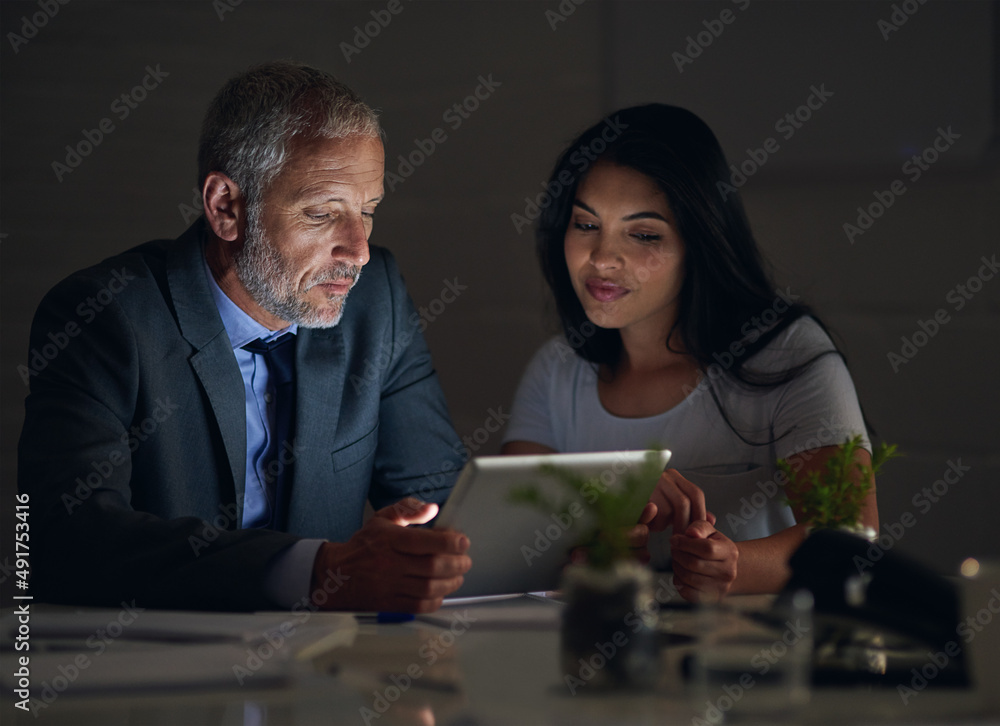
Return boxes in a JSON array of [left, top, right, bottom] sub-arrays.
[[18, 272, 300, 611], [366, 251, 467, 510]]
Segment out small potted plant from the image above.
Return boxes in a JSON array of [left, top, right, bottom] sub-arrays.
[[778, 434, 899, 539], [509, 451, 666, 692]]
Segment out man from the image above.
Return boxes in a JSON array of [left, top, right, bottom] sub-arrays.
[[18, 61, 471, 613]]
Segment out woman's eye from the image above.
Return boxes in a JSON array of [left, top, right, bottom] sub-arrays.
[[633, 233, 661, 243], [573, 222, 598, 232]]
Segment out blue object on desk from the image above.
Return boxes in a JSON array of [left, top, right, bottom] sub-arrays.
[[377, 612, 415, 623]]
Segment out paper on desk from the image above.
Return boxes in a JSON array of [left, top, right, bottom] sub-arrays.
[[1, 609, 357, 646], [419, 594, 563, 630], [0, 610, 359, 695], [0, 642, 289, 694]]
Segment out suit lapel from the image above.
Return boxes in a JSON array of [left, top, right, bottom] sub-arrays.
[[165, 221, 247, 523]]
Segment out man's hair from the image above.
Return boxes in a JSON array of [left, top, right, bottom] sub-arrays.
[[197, 60, 381, 214]]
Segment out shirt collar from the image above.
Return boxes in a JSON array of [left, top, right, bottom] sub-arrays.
[[201, 248, 297, 350]]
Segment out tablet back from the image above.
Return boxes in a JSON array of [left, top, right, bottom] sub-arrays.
[[434, 450, 671, 598]]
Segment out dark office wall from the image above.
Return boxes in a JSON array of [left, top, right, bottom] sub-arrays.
[[2, 1, 997, 594]]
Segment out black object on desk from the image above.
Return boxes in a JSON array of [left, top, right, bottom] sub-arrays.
[[775, 529, 969, 688]]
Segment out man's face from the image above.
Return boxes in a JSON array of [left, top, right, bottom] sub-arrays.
[[235, 134, 384, 328]]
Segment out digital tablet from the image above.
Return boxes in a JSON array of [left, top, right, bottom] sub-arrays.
[[434, 450, 671, 598]]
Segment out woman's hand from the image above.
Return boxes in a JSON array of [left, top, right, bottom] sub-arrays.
[[572, 502, 659, 565], [670, 520, 739, 603], [622, 501, 657, 563], [648, 469, 717, 534]]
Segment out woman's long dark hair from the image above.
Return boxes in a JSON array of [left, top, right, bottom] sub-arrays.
[[536, 104, 855, 444]]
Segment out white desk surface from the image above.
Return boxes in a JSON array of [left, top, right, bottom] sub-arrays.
[[3, 596, 995, 726]]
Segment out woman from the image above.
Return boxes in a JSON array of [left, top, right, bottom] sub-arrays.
[[501, 104, 877, 603]]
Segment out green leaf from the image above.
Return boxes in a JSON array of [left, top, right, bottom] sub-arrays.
[[507, 450, 665, 570], [782, 434, 899, 530]]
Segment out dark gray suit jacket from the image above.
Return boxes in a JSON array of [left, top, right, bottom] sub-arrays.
[[18, 220, 465, 610]]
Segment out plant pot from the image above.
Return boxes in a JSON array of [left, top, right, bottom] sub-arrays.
[[559, 560, 659, 692]]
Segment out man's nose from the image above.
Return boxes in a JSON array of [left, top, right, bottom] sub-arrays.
[[336, 216, 370, 267]]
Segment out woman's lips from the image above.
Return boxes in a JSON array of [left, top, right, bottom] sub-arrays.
[[584, 278, 629, 303]]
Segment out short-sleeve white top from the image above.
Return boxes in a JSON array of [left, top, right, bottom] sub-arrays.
[[503, 317, 869, 556]]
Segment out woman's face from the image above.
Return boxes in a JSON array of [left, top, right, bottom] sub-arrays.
[[563, 160, 685, 339]]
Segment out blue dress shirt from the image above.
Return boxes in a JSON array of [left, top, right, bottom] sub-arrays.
[[202, 253, 324, 607]]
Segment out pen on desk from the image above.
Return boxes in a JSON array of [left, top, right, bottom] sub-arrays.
[[355, 613, 416, 624]]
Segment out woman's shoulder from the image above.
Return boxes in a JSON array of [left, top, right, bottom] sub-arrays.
[[752, 315, 837, 366]]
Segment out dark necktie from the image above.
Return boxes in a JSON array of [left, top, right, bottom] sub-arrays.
[[242, 333, 296, 530]]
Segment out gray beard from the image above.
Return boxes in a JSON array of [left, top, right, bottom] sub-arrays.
[[234, 220, 362, 329]]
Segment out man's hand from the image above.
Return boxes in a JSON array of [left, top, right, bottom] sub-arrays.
[[648, 470, 717, 534], [670, 520, 738, 603], [309, 497, 471, 613]]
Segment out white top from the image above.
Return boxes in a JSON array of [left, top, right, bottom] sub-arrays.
[[503, 318, 870, 558]]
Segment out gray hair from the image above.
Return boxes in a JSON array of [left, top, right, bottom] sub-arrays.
[[197, 61, 381, 219]]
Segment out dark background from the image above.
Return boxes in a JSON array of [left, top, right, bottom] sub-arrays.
[[2, 0, 998, 602]]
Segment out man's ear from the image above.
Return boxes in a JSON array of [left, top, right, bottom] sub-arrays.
[[202, 171, 244, 242]]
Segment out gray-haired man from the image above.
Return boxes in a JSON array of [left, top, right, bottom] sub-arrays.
[[19, 61, 471, 612]]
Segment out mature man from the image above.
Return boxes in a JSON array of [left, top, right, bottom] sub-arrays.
[[18, 61, 471, 612]]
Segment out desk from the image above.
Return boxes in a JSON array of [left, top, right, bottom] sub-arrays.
[[3, 597, 995, 726]]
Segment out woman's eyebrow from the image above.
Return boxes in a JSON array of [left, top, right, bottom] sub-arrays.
[[622, 211, 669, 222], [573, 200, 670, 223]]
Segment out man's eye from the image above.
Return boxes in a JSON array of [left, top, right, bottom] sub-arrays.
[[305, 212, 330, 220], [362, 211, 375, 221]]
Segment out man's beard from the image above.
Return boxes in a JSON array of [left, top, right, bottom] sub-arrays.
[[234, 220, 362, 329]]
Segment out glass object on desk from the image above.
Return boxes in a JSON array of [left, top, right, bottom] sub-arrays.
[[559, 561, 659, 692], [688, 589, 813, 721]]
